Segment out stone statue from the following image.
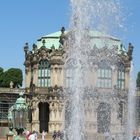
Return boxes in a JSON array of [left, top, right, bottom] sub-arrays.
[[10, 81, 14, 88]]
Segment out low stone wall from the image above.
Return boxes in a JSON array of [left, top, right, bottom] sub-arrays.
[[0, 127, 9, 138]]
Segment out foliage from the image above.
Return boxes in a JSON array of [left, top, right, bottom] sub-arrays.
[[0, 67, 4, 87], [136, 71, 140, 87], [0, 67, 23, 88], [0, 67, 3, 74]]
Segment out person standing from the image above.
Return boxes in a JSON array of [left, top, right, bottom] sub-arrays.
[[42, 130, 46, 140], [28, 132, 35, 140], [52, 130, 57, 140]]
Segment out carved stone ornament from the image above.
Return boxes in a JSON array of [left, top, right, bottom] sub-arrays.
[[36, 94, 49, 103]]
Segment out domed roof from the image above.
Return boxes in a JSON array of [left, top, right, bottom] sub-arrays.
[[36, 31, 63, 49], [36, 30, 126, 54]]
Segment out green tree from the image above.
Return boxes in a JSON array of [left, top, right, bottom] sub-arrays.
[[0, 67, 4, 87], [136, 71, 140, 87], [0, 68, 23, 88]]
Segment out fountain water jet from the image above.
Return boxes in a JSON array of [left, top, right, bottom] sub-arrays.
[[63, 1, 136, 140], [127, 61, 136, 140]]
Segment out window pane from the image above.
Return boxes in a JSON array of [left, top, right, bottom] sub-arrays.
[[48, 79, 51, 87], [97, 68, 112, 88], [122, 72, 125, 79], [101, 79, 103, 88], [41, 69, 44, 77], [38, 69, 41, 77], [108, 79, 111, 87], [118, 69, 125, 89], [44, 79, 47, 87], [38, 79, 41, 87], [38, 60, 51, 87], [118, 71, 121, 79], [105, 79, 107, 88], [101, 69, 104, 77], [122, 81, 124, 89], [108, 70, 111, 78], [105, 70, 108, 78], [48, 69, 51, 77], [40, 79, 42, 87], [45, 69, 47, 77]]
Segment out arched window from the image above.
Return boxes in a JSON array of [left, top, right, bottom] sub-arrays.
[[97, 102, 111, 133], [97, 61, 112, 88], [38, 60, 51, 87], [117, 64, 125, 89]]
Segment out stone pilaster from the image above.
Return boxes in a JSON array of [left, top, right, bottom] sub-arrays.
[[25, 67, 31, 88], [54, 66, 58, 86], [125, 67, 130, 90], [51, 66, 54, 87], [112, 66, 117, 88], [33, 65, 38, 86], [48, 98, 64, 132], [58, 67, 62, 86], [32, 102, 39, 132]]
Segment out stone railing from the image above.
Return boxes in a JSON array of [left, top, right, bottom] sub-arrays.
[[0, 87, 25, 94]]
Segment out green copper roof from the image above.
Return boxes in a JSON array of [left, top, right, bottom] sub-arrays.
[[36, 31, 63, 49], [36, 30, 126, 54]]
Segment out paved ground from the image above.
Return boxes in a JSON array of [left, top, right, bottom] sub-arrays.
[[0, 138, 52, 140], [0, 135, 53, 140], [0, 138, 6, 140]]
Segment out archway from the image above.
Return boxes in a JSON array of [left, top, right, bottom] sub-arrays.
[[39, 102, 49, 133], [97, 102, 111, 133]]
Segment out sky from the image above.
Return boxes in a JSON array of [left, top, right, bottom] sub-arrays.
[[0, 0, 140, 85]]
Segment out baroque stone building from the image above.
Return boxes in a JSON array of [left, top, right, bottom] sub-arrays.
[[24, 27, 134, 138]]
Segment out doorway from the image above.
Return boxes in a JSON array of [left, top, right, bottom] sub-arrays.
[[97, 102, 111, 133], [39, 102, 49, 133]]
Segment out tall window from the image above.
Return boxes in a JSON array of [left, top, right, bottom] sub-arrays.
[[97, 61, 112, 88], [38, 60, 51, 87], [117, 64, 125, 89]]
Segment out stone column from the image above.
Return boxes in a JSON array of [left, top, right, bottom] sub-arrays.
[[33, 65, 38, 86], [61, 65, 64, 86], [112, 66, 117, 88], [61, 103, 65, 130], [125, 68, 130, 90], [58, 67, 62, 86], [93, 65, 98, 87], [54, 67, 58, 86], [32, 102, 39, 132], [49, 105, 56, 132], [51, 66, 54, 87], [6, 133, 14, 140], [25, 67, 31, 88]]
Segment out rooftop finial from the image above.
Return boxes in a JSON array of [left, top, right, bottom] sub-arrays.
[[42, 39, 46, 47], [59, 27, 65, 45], [32, 44, 37, 52], [127, 43, 134, 61], [24, 42, 29, 58], [61, 27, 65, 34]]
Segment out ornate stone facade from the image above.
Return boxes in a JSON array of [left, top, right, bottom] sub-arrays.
[[24, 27, 133, 137]]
